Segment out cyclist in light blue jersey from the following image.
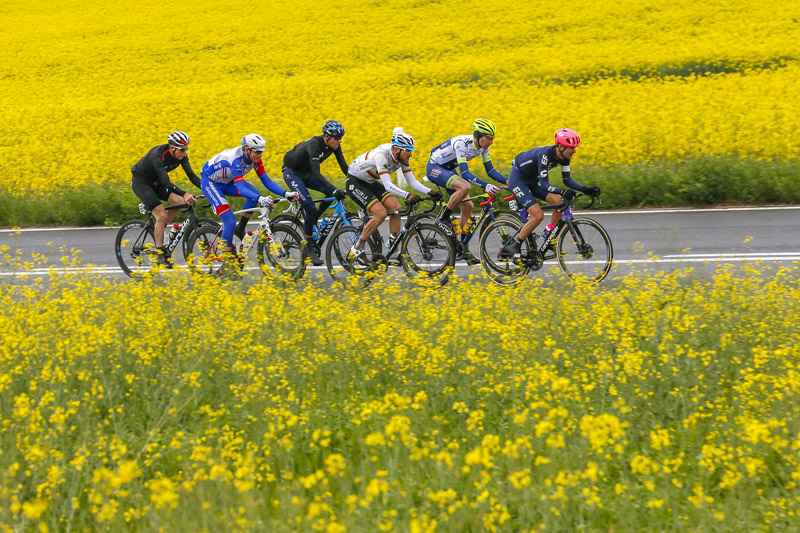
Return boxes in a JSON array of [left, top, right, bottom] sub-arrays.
[[427, 118, 507, 264]]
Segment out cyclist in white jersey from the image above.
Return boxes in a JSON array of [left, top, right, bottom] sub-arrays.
[[427, 118, 507, 264], [344, 131, 442, 265]]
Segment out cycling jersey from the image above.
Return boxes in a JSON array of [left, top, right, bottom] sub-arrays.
[[201, 146, 287, 197], [130, 143, 201, 194], [283, 135, 348, 195], [512, 144, 586, 194], [347, 143, 430, 199], [429, 134, 507, 187]]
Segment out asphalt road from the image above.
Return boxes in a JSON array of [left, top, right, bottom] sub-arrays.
[[2, 206, 799, 282]]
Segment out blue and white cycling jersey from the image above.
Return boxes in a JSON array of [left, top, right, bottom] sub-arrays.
[[202, 146, 269, 185], [429, 135, 506, 187]]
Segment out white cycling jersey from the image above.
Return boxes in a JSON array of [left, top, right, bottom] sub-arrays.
[[429, 134, 491, 169], [348, 143, 430, 198]]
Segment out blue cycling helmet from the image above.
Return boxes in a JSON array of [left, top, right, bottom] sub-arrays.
[[391, 131, 415, 151], [322, 120, 345, 139]]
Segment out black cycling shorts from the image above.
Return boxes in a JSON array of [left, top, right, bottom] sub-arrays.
[[345, 174, 391, 211], [131, 176, 173, 212]]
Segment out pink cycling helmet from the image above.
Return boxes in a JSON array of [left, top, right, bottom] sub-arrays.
[[554, 128, 581, 148]]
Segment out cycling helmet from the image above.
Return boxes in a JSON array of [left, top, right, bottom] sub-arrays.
[[391, 131, 416, 151], [167, 131, 190, 148], [322, 120, 345, 139], [472, 118, 497, 137], [241, 133, 266, 151], [554, 128, 581, 148]]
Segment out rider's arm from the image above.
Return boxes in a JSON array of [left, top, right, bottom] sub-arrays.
[[228, 159, 261, 200], [452, 137, 486, 188], [254, 160, 291, 197], [334, 146, 349, 177], [306, 141, 337, 195], [401, 167, 432, 195], [152, 152, 186, 196], [482, 156, 507, 184], [374, 153, 412, 198], [180, 157, 202, 189], [560, 163, 587, 192]]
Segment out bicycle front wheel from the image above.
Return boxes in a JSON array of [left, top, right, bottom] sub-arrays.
[[400, 222, 455, 286], [556, 218, 613, 283], [115, 220, 156, 277], [257, 224, 307, 280], [478, 219, 530, 286], [325, 225, 383, 287], [185, 225, 224, 275]]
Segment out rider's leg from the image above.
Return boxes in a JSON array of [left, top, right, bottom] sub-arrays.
[[358, 200, 387, 248], [545, 192, 564, 227], [152, 204, 169, 248], [284, 168, 318, 241], [383, 194, 402, 240]]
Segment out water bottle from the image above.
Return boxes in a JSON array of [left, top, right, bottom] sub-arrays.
[[312, 226, 320, 240], [166, 223, 180, 245], [319, 217, 333, 240], [450, 219, 462, 235], [386, 234, 398, 248], [463, 216, 477, 234], [541, 223, 555, 241]]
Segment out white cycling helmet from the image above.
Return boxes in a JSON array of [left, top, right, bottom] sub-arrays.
[[167, 131, 190, 148], [391, 131, 415, 151], [241, 133, 266, 151]]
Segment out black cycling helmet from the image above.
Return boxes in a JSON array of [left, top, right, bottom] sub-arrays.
[[322, 120, 345, 139]]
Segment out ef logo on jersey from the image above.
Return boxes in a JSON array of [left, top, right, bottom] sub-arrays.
[[541, 154, 548, 165]]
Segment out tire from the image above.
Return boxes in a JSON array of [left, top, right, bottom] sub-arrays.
[[478, 219, 531, 286], [115, 220, 156, 277], [270, 213, 304, 235], [324, 225, 383, 288], [182, 218, 220, 262], [185, 225, 224, 275], [555, 218, 613, 283], [256, 224, 307, 280], [400, 222, 455, 286]]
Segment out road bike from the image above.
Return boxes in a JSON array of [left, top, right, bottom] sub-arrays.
[[185, 199, 306, 280], [324, 197, 455, 289], [479, 193, 613, 285], [114, 196, 218, 277]]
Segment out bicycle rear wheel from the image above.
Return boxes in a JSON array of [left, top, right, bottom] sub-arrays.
[[115, 220, 157, 277], [257, 224, 307, 280], [478, 219, 531, 286], [400, 222, 455, 286], [556, 218, 613, 283], [181, 218, 219, 261], [325, 225, 383, 288], [185, 225, 224, 275]]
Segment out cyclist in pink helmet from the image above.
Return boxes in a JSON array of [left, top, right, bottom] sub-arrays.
[[501, 128, 601, 260]]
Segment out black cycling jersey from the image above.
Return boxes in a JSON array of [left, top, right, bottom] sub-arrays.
[[130, 144, 201, 195], [282, 135, 348, 194]]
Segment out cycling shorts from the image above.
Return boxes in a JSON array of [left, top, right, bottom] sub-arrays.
[[131, 176, 173, 212], [345, 174, 392, 211], [507, 166, 549, 210]]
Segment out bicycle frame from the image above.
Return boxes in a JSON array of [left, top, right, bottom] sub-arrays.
[[134, 200, 199, 254], [231, 201, 290, 261], [457, 193, 518, 249]]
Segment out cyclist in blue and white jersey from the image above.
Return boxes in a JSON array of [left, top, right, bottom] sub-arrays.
[[344, 131, 443, 265], [282, 120, 349, 266], [502, 128, 601, 258], [427, 118, 507, 265], [201, 134, 299, 271]]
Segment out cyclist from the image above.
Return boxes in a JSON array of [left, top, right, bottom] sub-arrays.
[[345, 131, 442, 265], [502, 128, 601, 259], [282, 120, 349, 266], [427, 118, 507, 265], [200, 134, 299, 275], [130, 131, 200, 267]]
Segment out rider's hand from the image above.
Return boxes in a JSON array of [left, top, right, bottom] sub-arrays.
[[406, 194, 421, 205], [484, 184, 501, 196], [258, 195, 274, 208], [333, 189, 346, 201], [428, 189, 443, 201], [562, 189, 577, 201], [183, 193, 197, 205], [284, 191, 300, 202], [585, 186, 601, 197]]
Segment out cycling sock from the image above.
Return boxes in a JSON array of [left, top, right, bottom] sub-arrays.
[[355, 239, 366, 251], [439, 207, 453, 221], [234, 217, 248, 240]]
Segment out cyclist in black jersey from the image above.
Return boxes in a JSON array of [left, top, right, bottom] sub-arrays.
[[282, 120, 348, 265], [130, 131, 199, 267]]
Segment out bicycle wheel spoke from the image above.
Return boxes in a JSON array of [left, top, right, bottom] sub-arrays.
[[401, 223, 454, 283], [260, 225, 306, 280], [115, 220, 157, 277], [478, 219, 529, 286]]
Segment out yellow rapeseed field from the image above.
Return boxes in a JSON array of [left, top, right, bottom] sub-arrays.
[[1, 251, 800, 530], [1, 0, 799, 196]]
